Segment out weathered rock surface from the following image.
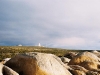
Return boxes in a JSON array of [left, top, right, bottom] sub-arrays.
[[5, 52, 72, 75], [64, 52, 77, 59], [68, 64, 100, 75], [60, 57, 71, 64], [1, 58, 11, 64], [3, 66, 19, 75], [3, 51, 100, 75], [68, 51, 100, 71], [0, 63, 19, 75], [92, 50, 100, 58], [0, 63, 3, 75]]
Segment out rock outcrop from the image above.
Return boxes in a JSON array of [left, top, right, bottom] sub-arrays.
[[3, 66, 19, 75], [68, 51, 100, 71], [64, 52, 77, 59], [92, 50, 100, 58], [0, 63, 19, 75], [2, 51, 100, 75], [60, 57, 70, 64], [1, 58, 11, 64], [5, 52, 72, 75], [68, 65, 100, 75], [0, 63, 3, 75]]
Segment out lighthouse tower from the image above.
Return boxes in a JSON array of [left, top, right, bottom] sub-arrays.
[[38, 43, 41, 47]]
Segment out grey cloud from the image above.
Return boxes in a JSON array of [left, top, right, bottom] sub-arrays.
[[0, 0, 100, 49]]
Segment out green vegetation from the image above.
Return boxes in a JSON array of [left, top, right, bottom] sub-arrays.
[[0, 46, 93, 60]]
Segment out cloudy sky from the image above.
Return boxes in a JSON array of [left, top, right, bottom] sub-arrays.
[[0, 0, 100, 50]]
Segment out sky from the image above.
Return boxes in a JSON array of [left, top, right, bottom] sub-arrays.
[[0, 0, 100, 50]]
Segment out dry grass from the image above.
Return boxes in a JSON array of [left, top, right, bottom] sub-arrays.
[[0, 46, 92, 60]]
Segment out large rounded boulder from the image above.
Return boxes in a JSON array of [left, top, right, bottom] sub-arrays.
[[68, 51, 100, 71], [5, 52, 72, 75]]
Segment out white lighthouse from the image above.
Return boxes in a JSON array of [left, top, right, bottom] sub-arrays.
[[38, 43, 41, 47]]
